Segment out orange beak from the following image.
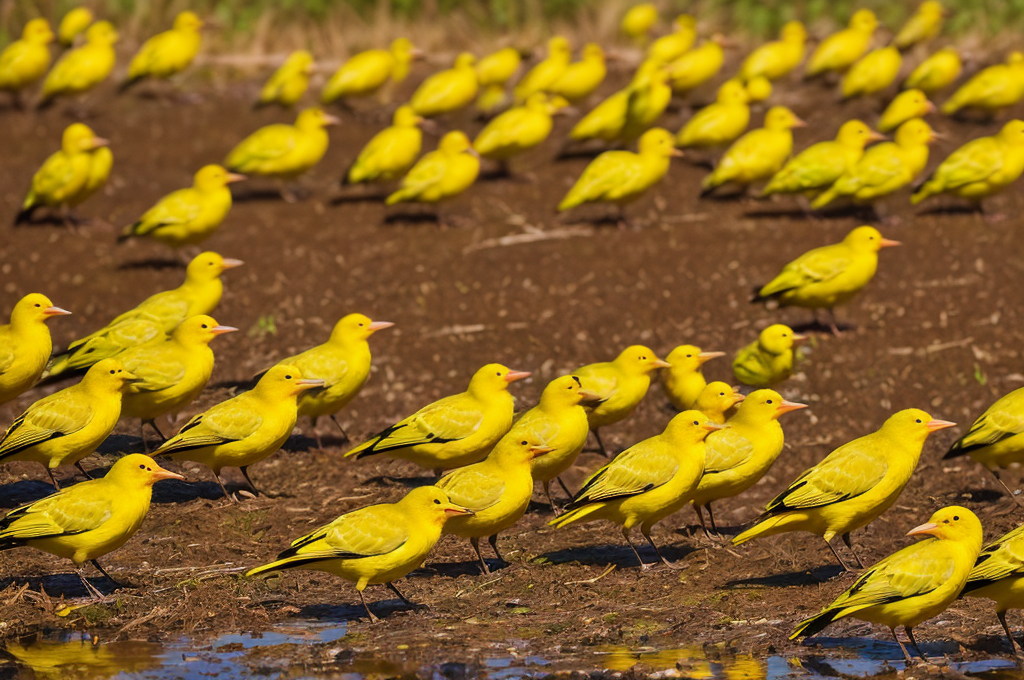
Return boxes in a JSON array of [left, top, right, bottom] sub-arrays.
[[867, 131, 888, 143], [792, 334, 808, 342], [702, 422, 725, 433], [151, 465, 186, 482], [221, 258, 244, 269], [924, 100, 937, 114], [444, 504, 474, 516], [879, 238, 901, 248], [698, 351, 725, 364], [295, 378, 326, 392], [651, 359, 673, 369], [790, 116, 808, 128], [925, 419, 956, 433], [504, 370, 531, 383], [91, 136, 110, 148], [775, 400, 808, 417], [43, 306, 72, 317], [529, 444, 556, 458], [226, 173, 247, 184], [907, 521, 940, 538], [368, 321, 395, 332], [323, 114, 342, 126], [211, 325, 238, 335], [670, 148, 685, 158]]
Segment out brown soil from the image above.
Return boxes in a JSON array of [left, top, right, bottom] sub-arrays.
[[2, 62, 1024, 675]]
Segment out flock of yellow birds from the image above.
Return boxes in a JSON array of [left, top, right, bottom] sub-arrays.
[[4, 0, 1024, 665]]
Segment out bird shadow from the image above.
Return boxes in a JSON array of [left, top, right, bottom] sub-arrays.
[[298, 598, 418, 623], [799, 635, 962, 663], [151, 479, 232, 504], [116, 257, 185, 271], [789, 319, 855, 336], [329, 190, 389, 205], [700, 188, 748, 202], [206, 378, 257, 391], [741, 206, 818, 221], [382, 211, 441, 226], [959, 633, 1021, 658], [955, 488, 1007, 504], [553, 145, 614, 162], [416, 559, 496, 578], [540, 542, 696, 569], [813, 205, 882, 222], [0, 480, 58, 508], [11, 214, 72, 228], [915, 204, 983, 217], [0, 572, 122, 600], [358, 474, 438, 489], [722, 563, 845, 589], [230, 188, 294, 203]]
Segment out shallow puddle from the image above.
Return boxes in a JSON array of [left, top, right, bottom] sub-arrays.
[[1, 626, 1020, 679]]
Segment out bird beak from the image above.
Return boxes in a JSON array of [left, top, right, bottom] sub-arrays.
[[928, 131, 944, 143], [368, 320, 395, 333], [879, 238, 901, 248], [467, 146, 481, 158], [226, 173, 247, 184], [775, 400, 808, 417], [867, 131, 888, 142], [791, 116, 808, 128], [605, 51, 624, 62], [670, 148, 685, 158], [792, 334, 808, 342], [295, 378, 326, 391], [924, 100, 937, 114], [221, 258, 244, 269], [151, 465, 186, 482], [651, 359, 673, 369], [125, 377, 146, 386], [907, 521, 940, 538], [410, 48, 427, 60], [529, 444, 556, 458], [91, 136, 110, 148], [925, 419, 956, 433], [577, 390, 604, 406], [698, 351, 725, 364], [730, 391, 746, 405], [444, 504, 474, 516], [43, 306, 72, 317], [504, 370, 531, 383], [323, 114, 342, 126], [211, 325, 238, 335], [702, 422, 725, 432]]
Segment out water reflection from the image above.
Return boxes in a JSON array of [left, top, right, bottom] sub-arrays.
[[5, 634, 162, 679]]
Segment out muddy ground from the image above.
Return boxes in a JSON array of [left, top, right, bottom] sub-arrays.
[[2, 56, 1024, 677]]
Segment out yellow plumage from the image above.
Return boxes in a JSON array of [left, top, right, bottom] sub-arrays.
[[942, 51, 1024, 116], [256, 50, 314, 108], [878, 89, 935, 133], [791, 507, 981, 665], [732, 410, 955, 571], [321, 38, 418, 103], [385, 130, 480, 206], [661, 345, 725, 411], [474, 47, 521, 113], [514, 37, 571, 104], [568, 61, 668, 144], [549, 411, 718, 569], [344, 364, 530, 472], [45, 252, 242, 379], [621, 4, 659, 44], [245, 486, 471, 622], [124, 11, 203, 88], [665, 36, 725, 94], [58, 8, 94, 47], [474, 93, 568, 163], [646, 15, 697, 65], [225, 107, 339, 180], [40, 21, 119, 106], [120, 164, 245, 248], [842, 46, 902, 99], [676, 79, 750, 149], [346, 105, 424, 185], [410, 52, 478, 117], [903, 47, 961, 94], [0, 359, 139, 489], [740, 21, 807, 82], [944, 382, 1024, 502], [812, 118, 935, 209], [762, 119, 882, 197], [693, 381, 745, 424], [702, 106, 805, 195], [0, 294, 71, 405], [154, 365, 324, 500], [731, 324, 803, 388], [963, 521, 1024, 654], [913, 120, 1024, 207], [894, 1, 946, 50], [548, 43, 606, 103], [805, 10, 878, 77], [0, 19, 55, 98]]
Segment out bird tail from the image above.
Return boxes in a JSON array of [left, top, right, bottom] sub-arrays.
[[699, 172, 721, 198], [750, 284, 775, 304], [910, 181, 936, 205], [789, 607, 843, 640], [252, 99, 270, 111], [384, 190, 407, 206], [35, 95, 57, 111], [117, 223, 141, 243], [343, 436, 381, 459], [13, 204, 37, 226], [943, 437, 973, 460], [809, 187, 836, 210], [940, 96, 962, 116], [245, 553, 334, 578], [548, 502, 604, 529], [731, 512, 796, 546], [118, 76, 142, 94]]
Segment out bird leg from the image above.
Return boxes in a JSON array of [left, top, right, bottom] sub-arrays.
[[139, 420, 151, 453], [556, 476, 575, 499], [76, 567, 107, 601], [827, 309, 842, 337], [621, 526, 651, 571], [890, 627, 913, 665], [43, 465, 62, 491], [147, 420, 167, 442], [543, 481, 562, 516], [841, 532, 866, 568], [488, 534, 506, 564], [357, 589, 380, 623], [385, 581, 425, 609], [213, 471, 236, 503], [905, 627, 928, 662], [823, 537, 854, 571], [705, 503, 721, 536], [989, 468, 1024, 508], [74, 461, 94, 480], [470, 537, 490, 574], [592, 429, 609, 457], [998, 610, 1022, 657], [693, 504, 715, 540], [329, 415, 350, 442], [641, 528, 684, 570], [91, 559, 123, 589], [239, 466, 261, 496]]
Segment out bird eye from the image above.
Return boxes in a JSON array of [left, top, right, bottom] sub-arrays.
[[944, 519, 949, 523], [693, 420, 699, 425], [496, 371, 502, 376], [954, 515, 960, 521], [139, 464, 146, 469], [720, 392, 725, 396], [766, 399, 773, 404], [110, 370, 116, 374], [359, 323, 364, 327], [433, 499, 441, 505], [201, 324, 208, 329], [285, 375, 293, 380], [521, 441, 528, 445], [146, 467, 151, 471], [686, 354, 692, 358], [916, 419, 922, 423], [34, 303, 41, 308]]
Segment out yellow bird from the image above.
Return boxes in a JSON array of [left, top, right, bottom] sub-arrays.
[[410, 52, 478, 117], [39, 21, 119, 107], [14, 122, 111, 227], [0, 453, 184, 599], [266, 313, 393, 449], [944, 384, 1024, 505], [122, 11, 203, 90], [740, 21, 807, 82], [225, 107, 340, 190], [58, 8, 93, 47], [437, 436, 554, 573], [344, 364, 530, 472], [0, 19, 55, 103], [791, 507, 982, 665], [520, 375, 595, 513], [572, 345, 671, 456], [894, 1, 946, 50], [567, 61, 666, 144], [154, 365, 324, 500], [0, 359, 139, 490], [475, 47, 521, 113], [842, 46, 902, 99], [665, 35, 726, 94], [904, 46, 961, 94], [912, 120, 1024, 208], [762, 119, 883, 197], [0, 294, 71, 405], [550, 411, 719, 569], [676, 79, 750, 149], [385, 130, 480, 209], [691, 390, 807, 538], [811, 118, 936, 210], [549, 43, 606, 103], [661, 345, 725, 411], [474, 93, 568, 170], [256, 50, 315, 109], [245, 486, 471, 622], [514, 37, 572, 104], [321, 38, 419, 104], [942, 51, 1024, 116], [693, 381, 745, 424], [621, 4, 659, 45], [345, 105, 424, 185], [701, 106, 805, 196], [805, 9, 879, 78], [45, 252, 242, 380], [647, 15, 698, 65], [753, 226, 901, 334], [963, 521, 1024, 654], [119, 315, 237, 449], [559, 127, 680, 225], [732, 409, 956, 570], [732, 324, 804, 388], [878, 89, 935, 133], [119, 165, 245, 248], [745, 75, 773, 102]]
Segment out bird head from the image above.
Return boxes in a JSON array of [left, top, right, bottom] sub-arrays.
[[666, 410, 723, 444], [539, 375, 595, 410], [172, 315, 237, 346], [23, 18, 55, 44], [494, 435, 556, 466], [109, 453, 186, 487], [329, 313, 394, 344], [891, 89, 936, 119], [469, 364, 531, 397], [194, 164, 245, 190], [694, 381, 745, 419], [85, 21, 119, 45], [836, 119, 885, 148], [185, 251, 244, 282], [62, 123, 109, 154], [666, 345, 725, 374], [883, 408, 955, 443], [582, 43, 605, 62], [736, 389, 807, 423], [781, 20, 807, 43], [615, 345, 673, 375], [674, 15, 697, 34], [745, 76, 772, 103], [717, 79, 750, 105], [296, 107, 341, 130], [256, 364, 325, 398], [907, 506, 982, 548], [393, 105, 425, 128], [849, 9, 879, 33], [438, 131, 475, 157], [844, 225, 901, 252], [895, 118, 938, 147], [918, 0, 945, 18], [405, 486, 474, 524], [58, 8, 93, 45], [391, 38, 421, 62], [638, 128, 684, 158], [998, 120, 1024, 147], [764, 106, 806, 131], [174, 11, 204, 33], [548, 36, 572, 59], [84, 358, 142, 393], [454, 52, 477, 70], [758, 324, 804, 355], [1008, 51, 1024, 66], [286, 50, 315, 74], [11, 293, 70, 327]]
